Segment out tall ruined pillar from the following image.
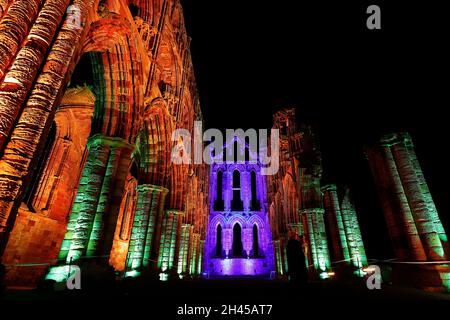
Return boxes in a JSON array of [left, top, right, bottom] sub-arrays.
[[323, 185, 368, 274], [367, 142, 426, 260], [124, 184, 168, 277], [197, 240, 205, 275], [273, 240, 284, 275], [56, 135, 134, 264], [367, 133, 450, 291], [366, 133, 449, 261], [189, 233, 200, 276], [0, 0, 71, 149], [339, 188, 368, 270], [322, 185, 350, 263], [46, 135, 133, 282], [389, 135, 448, 261], [158, 210, 184, 277], [0, 0, 92, 255], [177, 224, 192, 276], [301, 208, 331, 277]]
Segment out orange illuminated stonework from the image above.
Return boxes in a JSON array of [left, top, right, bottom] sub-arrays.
[[0, 0, 208, 287]]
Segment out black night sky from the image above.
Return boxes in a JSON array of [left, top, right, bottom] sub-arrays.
[[181, 1, 449, 260]]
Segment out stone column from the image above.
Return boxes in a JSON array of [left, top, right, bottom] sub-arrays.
[[366, 138, 427, 261], [0, 0, 45, 81], [125, 184, 168, 275], [390, 134, 448, 260], [367, 133, 450, 291], [322, 185, 350, 264], [0, 1, 14, 20], [85, 146, 122, 257], [99, 147, 135, 257], [185, 225, 194, 274], [158, 210, 184, 274], [0, 2, 90, 254], [62, 135, 133, 263], [197, 239, 205, 275], [302, 208, 331, 274], [0, 0, 69, 150], [273, 239, 283, 275], [223, 226, 232, 257], [340, 189, 368, 269], [189, 233, 200, 276], [408, 144, 448, 256], [177, 223, 191, 275], [243, 226, 253, 257]]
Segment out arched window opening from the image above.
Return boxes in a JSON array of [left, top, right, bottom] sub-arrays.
[[130, 161, 139, 180], [231, 170, 243, 211], [232, 223, 243, 257], [250, 171, 260, 211], [253, 224, 259, 257], [234, 140, 238, 163], [68, 53, 94, 89], [216, 224, 222, 257], [217, 170, 223, 200], [245, 136, 252, 162], [158, 81, 168, 96], [214, 170, 224, 211], [233, 170, 240, 188], [129, 3, 139, 17], [23, 122, 57, 212]]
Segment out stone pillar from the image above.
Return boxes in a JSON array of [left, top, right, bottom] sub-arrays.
[[58, 135, 134, 263], [408, 145, 448, 252], [0, 0, 69, 150], [0, 0, 45, 81], [189, 233, 200, 276], [302, 208, 331, 275], [125, 184, 168, 275], [273, 239, 283, 275], [243, 226, 252, 257], [367, 133, 450, 291], [389, 135, 448, 260], [0, 2, 89, 254], [223, 226, 232, 257], [366, 133, 448, 261], [283, 240, 289, 273], [197, 240, 205, 275], [366, 144, 426, 260], [185, 225, 194, 274], [158, 210, 184, 274], [322, 185, 350, 264], [0, 1, 14, 20], [340, 189, 368, 269], [177, 223, 191, 275]]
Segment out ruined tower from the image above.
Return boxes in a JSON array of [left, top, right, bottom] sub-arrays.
[[267, 108, 367, 279], [366, 132, 450, 290], [204, 137, 275, 277]]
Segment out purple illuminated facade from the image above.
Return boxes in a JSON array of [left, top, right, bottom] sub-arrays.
[[204, 138, 275, 277]]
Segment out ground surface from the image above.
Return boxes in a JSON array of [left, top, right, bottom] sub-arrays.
[[2, 279, 450, 318]]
